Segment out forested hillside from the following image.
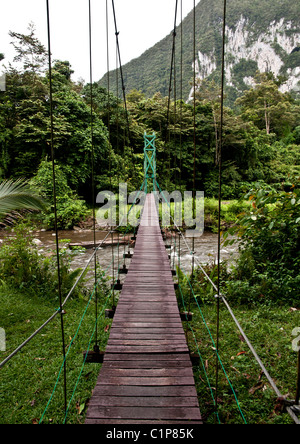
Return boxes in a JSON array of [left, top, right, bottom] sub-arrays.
[[99, 0, 300, 105]]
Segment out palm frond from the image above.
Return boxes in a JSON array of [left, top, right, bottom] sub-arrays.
[[0, 179, 47, 217]]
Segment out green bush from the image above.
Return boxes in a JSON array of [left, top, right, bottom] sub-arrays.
[[0, 225, 84, 299], [225, 180, 300, 304], [30, 161, 89, 229]]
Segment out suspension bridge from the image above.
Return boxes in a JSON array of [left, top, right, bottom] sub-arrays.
[[0, 0, 299, 426]]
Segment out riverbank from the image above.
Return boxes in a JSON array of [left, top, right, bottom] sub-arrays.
[[0, 226, 239, 277], [9, 197, 249, 234]]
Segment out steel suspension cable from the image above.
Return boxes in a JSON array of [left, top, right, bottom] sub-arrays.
[[166, 0, 179, 131], [46, 0, 67, 415], [111, 0, 130, 143], [215, 0, 227, 419], [106, 0, 112, 192], [110, 0, 138, 184], [179, 0, 183, 195], [88, 0, 99, 352], [165, 0, 179, 189]]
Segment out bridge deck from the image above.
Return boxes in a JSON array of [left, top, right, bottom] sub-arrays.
[[85, 194, 202, 424]]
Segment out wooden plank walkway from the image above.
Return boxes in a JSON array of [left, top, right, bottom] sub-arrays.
[[85, 194, 202, 424]]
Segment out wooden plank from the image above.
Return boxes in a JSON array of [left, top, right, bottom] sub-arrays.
[[98, 368, 194, 378], [103, 361, 192, 369], [112, 319, 182, 324], [91, 385, 198, 398], [85, 419, 202, 424], [106, 340, 188, 347], [103, 353, 192, 362], [113, 308, 180, 313], [108, 328, 185, 335], [115, 302, 179, 307], [108, 334, 186, 340], [86, 406, 202, 421], [96, 376, 194, 386], [104, 347, 189, 354], [88, 396, 200, 408], [113, 312, 181, 318], [110, 322, 183, 328]]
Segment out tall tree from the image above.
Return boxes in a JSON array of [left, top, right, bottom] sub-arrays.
[[9, 22, 47, 74], [236, 72, 296, 137]]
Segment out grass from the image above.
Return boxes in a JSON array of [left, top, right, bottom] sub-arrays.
[[203, 198, 252, 231], [182, 301, 300, 424], [0, 286, 113, 424], [157, 198, 252, 232]]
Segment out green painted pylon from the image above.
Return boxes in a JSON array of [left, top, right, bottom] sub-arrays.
[[144, 132, 156, 194]]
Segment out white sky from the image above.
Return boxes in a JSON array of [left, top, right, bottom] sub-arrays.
[[0, 0, 200, 83]]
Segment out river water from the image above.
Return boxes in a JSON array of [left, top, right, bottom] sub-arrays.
[[0, 228, 238, 285]]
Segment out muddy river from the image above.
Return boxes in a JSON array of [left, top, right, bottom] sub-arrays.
[[0, 228, 238, 286]]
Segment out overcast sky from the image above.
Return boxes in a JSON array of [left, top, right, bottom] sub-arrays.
[[0, 0, 200, 83]]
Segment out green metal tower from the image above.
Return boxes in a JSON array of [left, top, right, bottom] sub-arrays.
[[144, 132, 156, 194]]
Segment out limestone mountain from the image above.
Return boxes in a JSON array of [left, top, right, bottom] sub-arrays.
[[99, 0, 300, 105]]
